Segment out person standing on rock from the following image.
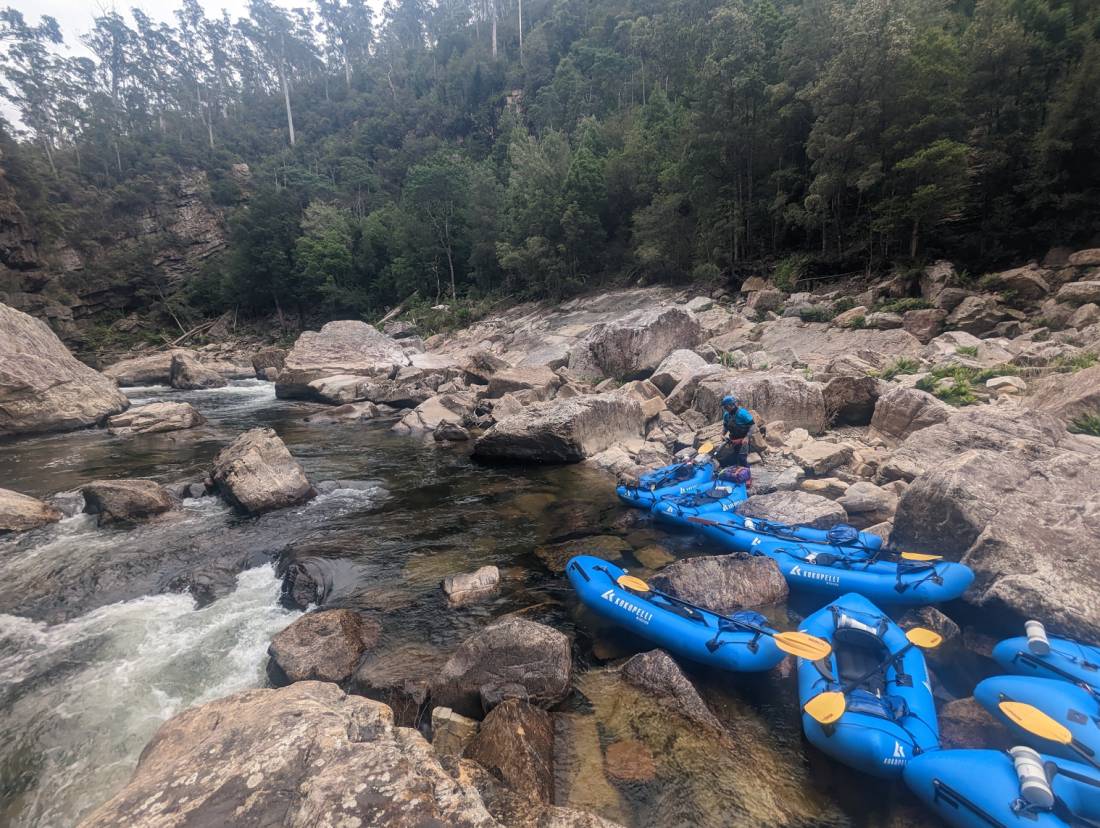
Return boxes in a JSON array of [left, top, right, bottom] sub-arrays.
[[717, 394, 764, 470]]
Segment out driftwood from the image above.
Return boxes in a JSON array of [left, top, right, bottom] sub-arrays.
[[378, 291, 418, 326], [156, 317, 220, 350]]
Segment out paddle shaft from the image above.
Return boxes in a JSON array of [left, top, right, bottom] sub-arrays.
[[836, 640, 918, 697], [1016, 651, 1100, 701], [688, 516, 912, 562]]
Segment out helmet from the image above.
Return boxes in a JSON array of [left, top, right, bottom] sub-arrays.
[[721, 394, 738, 409]]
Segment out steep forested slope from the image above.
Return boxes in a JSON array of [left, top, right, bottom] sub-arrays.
[[0, 0, 1098, 333]]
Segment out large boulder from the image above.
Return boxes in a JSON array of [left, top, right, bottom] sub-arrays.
[[822, 375, 882, 426], [267, 609, 380, 685], [485, 366, 561, 400], [945, 295, 1011, 336], [0, 487, 62, 533], [473, 395, 644, 463], [869, 385, 952, 445], [649, 555, 788, 614], [275, 320, 410, 399], [890, 408, 1100, 640], [790, 440, 853, 475], [574, 307, 701, 381], [919, 260, 957, 303], [736, 490, 847, 529], [902, 308, 947, 343], [465, 700, 555, 804], [1055, 280, 1100, 306], [986, 264, 1051, 300], [103, 349, 195, 386], [694, 372, 827, 433], [1068, 249, 1100, 267], [650, 349, 711, 396], [0, 303, 129, 437], [80, 682, 500, 828], [106, 401, 206, 436], [393, 392, 477, 435], [251, 346, 286, 377], [169, 350, 227, 390], [836, 481, 898, 528], [1025, 364, 1100, 426], [431, 618, 572, 718], [211, 427, 315, 515], [81, 479, 175, 525]]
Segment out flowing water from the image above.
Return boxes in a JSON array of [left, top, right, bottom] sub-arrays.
[[0, 380, 954, 827]]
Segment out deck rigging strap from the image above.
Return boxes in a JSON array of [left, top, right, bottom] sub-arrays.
[[932, 780, 1006, 828]]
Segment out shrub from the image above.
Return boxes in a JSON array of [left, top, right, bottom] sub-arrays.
[[691, 262, 722, 282], [832, 296, 857, 314], [875, 357, 922, 381], [799, 305, 835, 323], [1069, 413, 1100, 437], [773, 254, 810, 292], [842, 314, 866, 329], [874, 297, 930, 314], [955, 345, 979, 358], [1052, 352, 1098, 373]]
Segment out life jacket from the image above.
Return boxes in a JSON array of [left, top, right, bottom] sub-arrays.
[[723, 407, 754, 439], [718, 466, 752, 486]]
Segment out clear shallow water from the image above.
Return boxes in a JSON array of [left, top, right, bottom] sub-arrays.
[[0, 380, 949, 826]]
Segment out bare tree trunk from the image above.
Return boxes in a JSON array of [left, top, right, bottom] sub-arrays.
[[910, 218, 920, 259], [278, 46, 296, 146], [518, 0, 523, 65], [42, 139, 57, 177], [344, 44, 352, 88], [491, 0, 497, 58]]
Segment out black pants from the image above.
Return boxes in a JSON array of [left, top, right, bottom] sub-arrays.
[[716, 439, 749, 468]]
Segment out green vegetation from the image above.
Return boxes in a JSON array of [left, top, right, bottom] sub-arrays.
[[874, 297, 931, 314], [1052, 352, 1099, 373], [0, 0, 1098, 327], [799, 306, 834, 323], [874, 357, 922, 381], [841, 315, 866, 330], [1069, 413, 1100, 437], [955, 345, 980, 358], [916, 362, 1021, 406]]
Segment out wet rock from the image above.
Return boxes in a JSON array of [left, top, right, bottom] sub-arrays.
[[168, 350, 227, 390], [604, 740, 656, 784], [869, 385, 951, 446], [436, 421, 472, 441], [534, 535, 631, 574], [574, 306, 702, 381], [444, 565, 501, 606], [486, 366, 561, 399], [433, 706, 481, 757], [633, 544, 675, 569], [81, 682, 499, 828], [302, 400, 381, 423], [0, 487, 62, 533], [890, 407, 1100, 640], [898, 606, 960, 646], [619, 650, 723, 733], [737, 490, 847, 529], [394, 392, 477, 435], [0, 302, 129, 437], [352, 642, 443, 727], [1055, 280, 1100, 306], [211, 427, 315, 515], [466, 699, 555, 803], [791, 439, 853, 475], [474, 395, 645, 463], [823, 375, 882, 426], [431, 618, 573, 718], [267, 609, 380, 685], [901, 308, 947, 343], [103, 349, 193, 386], [939, 697, 1009, 750], [651, 349, 711, 396], [836, 481, 898, 528], [651, 555, 788, 612], [106, 401, 206, 435], [250, 346, 286, 377], [81, 479, 175, 526], [275, 320, 410, 399], [695, 371, 827, 434]]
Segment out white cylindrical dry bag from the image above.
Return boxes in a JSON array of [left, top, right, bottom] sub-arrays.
[[1010, 745, 1055, 809], [1026, 619, 1051, 655]]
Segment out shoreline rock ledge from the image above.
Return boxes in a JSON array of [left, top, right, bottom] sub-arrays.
[[1, 302, 129, 438]]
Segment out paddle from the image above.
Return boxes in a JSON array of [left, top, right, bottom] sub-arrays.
[[696, 441, 715, 456], [803, 627, 943, 725], [686, 516, 943, 563], [998, 701, 1100, 771], [1013, 651, 1100, 700], [613, 573, 831, 661]]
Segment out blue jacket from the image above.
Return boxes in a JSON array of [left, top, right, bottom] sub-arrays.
[[723, 407, 755, 440]]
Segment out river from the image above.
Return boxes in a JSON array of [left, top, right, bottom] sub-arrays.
[[0, 380, 944, 827]]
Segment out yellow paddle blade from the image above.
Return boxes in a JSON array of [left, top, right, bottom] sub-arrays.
[[900, 551, 943, 562], [905, 627, 943, 649], [804, 691, 846, 725], [773, 631, 832, 661], [616, 574, 651, 593], [999, 701, 1073, 745], [697, 441, 715, 456]]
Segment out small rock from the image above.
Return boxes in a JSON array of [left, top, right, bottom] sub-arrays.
[[267, 609, 380, 685], [832, 306, 868, 327], [985, 375, 1026, 395], [81, 479, 174, 525], [435, 421, 472, 442], [1067, 303, 1100, 329], [1068, 249, 1100, 267], [604, 740, 657, 783], [836, 481, 898, 528], [465, 699, 554, 803], [443, 565, 501, 606], [486, 366, 561, 400], [0, 487, 62, 533], [535, 535, 630, 574], [799, 478, 849, 499], [303, 401, 381, 423], [684, 296, 715, 313], [902, 308, 947, 344], [251, 347, 286, 377], [633, 544, 675, 570], [432, 706, 480, 757], [791, 440, 853, 475], [864, 311, 904, 330], [107, 401, 206, 435]]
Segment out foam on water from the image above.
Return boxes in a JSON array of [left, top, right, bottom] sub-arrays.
[[0, 565, 299, 827]]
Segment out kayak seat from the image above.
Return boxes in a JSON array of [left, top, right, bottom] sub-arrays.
[[847, 689, 908, 721], [834, 627, 890, 696]]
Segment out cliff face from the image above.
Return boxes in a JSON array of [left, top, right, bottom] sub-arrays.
[[0, 157, 235, 346]]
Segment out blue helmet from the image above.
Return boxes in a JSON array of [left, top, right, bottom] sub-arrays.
[[721, 394, 738, 409]]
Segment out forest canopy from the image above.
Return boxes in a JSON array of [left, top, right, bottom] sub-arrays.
[[0, 0, 1098, 322]]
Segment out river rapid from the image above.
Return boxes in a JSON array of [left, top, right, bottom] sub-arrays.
[[0, 380, 953, 827]]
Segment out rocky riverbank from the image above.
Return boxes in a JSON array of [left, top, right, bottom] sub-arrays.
[[2, 251, 1099, 826]]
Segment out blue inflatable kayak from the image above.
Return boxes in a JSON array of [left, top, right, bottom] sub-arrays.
[[694, 515, 974, 606], [566, 554, 785, 672], [905, 748, 1100, 828], [976, 675, 1100, 764], [616, 460, 716, 508], [798, 593, 939, 778], [993, 633, 1100, 694], [651, 483, 749, 526]]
